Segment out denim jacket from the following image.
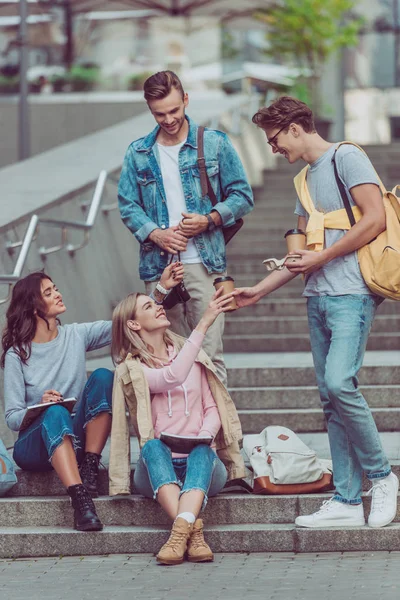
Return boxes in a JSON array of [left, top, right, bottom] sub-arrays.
[[118, 115, 254, 281]]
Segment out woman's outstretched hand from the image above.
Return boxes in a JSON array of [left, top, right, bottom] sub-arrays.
[[196, 287, 234, 334], [159, 262, 184, 290], [232, 286, 262, 309]]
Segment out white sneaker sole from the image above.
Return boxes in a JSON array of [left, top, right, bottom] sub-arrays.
[[295, 517, 366, 528]]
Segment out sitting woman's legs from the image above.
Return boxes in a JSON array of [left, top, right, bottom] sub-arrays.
[[13, 403, 79, 481], [134, 438, 181, 520], [135, 440, 226, 565], [179, 443, 227, 514], [72, 368, 113, 496], [72, 368, 113, 460]]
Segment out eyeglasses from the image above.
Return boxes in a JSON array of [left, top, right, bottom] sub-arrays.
[[267, 125, 288, 149]]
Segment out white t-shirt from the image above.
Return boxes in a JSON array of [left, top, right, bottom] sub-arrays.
[[157, 141, 202, 264]]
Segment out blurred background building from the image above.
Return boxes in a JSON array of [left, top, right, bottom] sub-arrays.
[[0, 0, 399, 167]]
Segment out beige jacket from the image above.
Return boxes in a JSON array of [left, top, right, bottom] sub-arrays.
[[109, 332, 246, 495]]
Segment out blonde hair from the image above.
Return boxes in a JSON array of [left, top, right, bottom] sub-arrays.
[[111, 293, 174, 367]]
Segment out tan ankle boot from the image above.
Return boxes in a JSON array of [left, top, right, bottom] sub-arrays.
[[156, 517, 193, 565], [187, 518, 214, 563]]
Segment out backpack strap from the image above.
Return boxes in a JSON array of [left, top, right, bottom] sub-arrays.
[[334, 141, 387, 196], [332, 147, 356, 227], [197, 125, 217, 206]]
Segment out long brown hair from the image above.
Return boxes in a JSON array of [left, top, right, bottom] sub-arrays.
[[111, 293, 174, 368], [1, 271, 54, 368]]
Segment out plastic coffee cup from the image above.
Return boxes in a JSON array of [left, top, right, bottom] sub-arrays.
[[284, 228, 306, 254], [213, 276, 237, 311]]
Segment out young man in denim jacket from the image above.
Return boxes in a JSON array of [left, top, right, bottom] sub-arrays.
[[118, 71, 254, 384], [234, 96, 398, 529]]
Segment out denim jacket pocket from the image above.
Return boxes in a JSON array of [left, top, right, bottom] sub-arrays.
[[136, 169, 157, 209], [191, 161, 220, 204]]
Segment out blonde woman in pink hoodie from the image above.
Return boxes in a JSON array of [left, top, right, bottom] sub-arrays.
[[111, 287, 234, 565]]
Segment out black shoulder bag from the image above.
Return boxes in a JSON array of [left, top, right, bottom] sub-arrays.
[[197, 126, 243, 244]]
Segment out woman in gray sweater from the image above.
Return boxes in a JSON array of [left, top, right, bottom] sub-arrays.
[[1, 266, 182, 532]]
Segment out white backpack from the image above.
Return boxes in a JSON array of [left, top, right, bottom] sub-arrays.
[[243, 426, 332, 485]]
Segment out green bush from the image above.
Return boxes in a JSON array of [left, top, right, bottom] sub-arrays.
[[256, 0, 363, 117], [68, 65, 100, 91], [50, 66, 100, 92], [0, 74, 19, 94]]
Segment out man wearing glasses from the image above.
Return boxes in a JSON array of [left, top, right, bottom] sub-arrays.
[[234, 96, 398, 530]]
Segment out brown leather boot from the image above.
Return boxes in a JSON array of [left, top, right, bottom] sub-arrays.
[[187, 518, 214, 563], [156, 517, 193, 565]]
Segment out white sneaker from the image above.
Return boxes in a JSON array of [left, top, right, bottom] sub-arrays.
[[295, 498, 365, 528], [367, 472, 399, 528]]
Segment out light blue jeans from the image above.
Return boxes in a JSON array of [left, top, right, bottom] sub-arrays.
[[307, 295, 391, 504], [134, 438, 228, 507]]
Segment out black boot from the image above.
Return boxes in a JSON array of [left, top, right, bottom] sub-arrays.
[[67, 483, 103, 532], [79, 452, 101, 498]]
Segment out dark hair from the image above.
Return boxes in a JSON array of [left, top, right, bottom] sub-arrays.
[[143, 70, 185, 102], [1, 271, 54, 368], [252, 96, 316, 134]]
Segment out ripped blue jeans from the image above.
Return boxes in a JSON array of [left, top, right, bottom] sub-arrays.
[[134, 439, 227, 507], [13, 369, 113, 470]]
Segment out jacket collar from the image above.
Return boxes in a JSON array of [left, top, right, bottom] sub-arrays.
[[136, 115, 198, 152]]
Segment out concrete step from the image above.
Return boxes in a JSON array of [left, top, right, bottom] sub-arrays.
[[230, 385, 400, 409], [225, 314, 400, 336], [238, 407, 400, 433], [86, 352, 400, 387], [225, 361, 400, 387], [223, 332, 400, 352], [227, 298, 400, 317], [1, 521, 400, 558], [1, 492, 400, 529]]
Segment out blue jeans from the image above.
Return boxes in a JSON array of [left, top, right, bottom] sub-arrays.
[[13, 369, 113, 470], [134, 439, 228, 506], [307, 295, 391, 504]]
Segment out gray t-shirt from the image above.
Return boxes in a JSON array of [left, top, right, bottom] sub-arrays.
[[4, 321, 112, 431], [295, 144, 380, 297]]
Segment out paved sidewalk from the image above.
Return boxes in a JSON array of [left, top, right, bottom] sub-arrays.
[[0, 552, 399, 600]]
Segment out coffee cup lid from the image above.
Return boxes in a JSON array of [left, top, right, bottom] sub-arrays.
[[213, 276, 234, 285], [284, 228, 306, 238]]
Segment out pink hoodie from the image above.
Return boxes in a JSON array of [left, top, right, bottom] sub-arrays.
[[141, 330, 222, 457]]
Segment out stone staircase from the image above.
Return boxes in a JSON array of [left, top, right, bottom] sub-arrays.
[[1, 144, 400, 558]]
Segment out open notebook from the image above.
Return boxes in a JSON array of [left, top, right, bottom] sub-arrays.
[[20, 398, 77, 431], [160, 432, 212, 454]]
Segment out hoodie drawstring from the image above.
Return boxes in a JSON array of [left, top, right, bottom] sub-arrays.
[[166, 386, 190, 418], [182, 384, 189, 417]]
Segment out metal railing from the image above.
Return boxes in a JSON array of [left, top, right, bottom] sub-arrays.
[[0, 215, 39, 305], [0, 170, 107, 304], [38, 170, 107, 258], [0, 96, 257, 303]]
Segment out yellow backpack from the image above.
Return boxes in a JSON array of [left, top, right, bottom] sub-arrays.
[[294, 141, 400, 301]]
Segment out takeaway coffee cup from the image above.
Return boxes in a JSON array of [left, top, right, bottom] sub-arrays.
[[213, 276, 237, 311], [284, 228, 307, 254]]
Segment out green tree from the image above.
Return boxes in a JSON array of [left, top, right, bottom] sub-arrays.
[[256, 0, 363, 116]]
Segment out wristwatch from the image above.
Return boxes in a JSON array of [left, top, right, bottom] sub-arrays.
[[205, 214, 216, 232]]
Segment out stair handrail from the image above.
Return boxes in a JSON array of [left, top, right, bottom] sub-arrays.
[[0, 214, 39, 305], [0, 96, 255, 300], [38, 170, 107, 258]]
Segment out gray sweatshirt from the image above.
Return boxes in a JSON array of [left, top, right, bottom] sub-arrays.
[[4, 321, 112, 431]]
